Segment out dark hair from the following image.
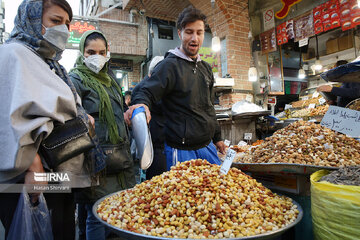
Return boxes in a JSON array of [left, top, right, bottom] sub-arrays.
[[43, 0, 73, 22], [335, 60, 348, 67], [85, 32, 107, 49], [176, 6, 207, 31], [124, 91, 132, 97]]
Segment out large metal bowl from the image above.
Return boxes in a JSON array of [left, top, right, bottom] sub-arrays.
[[93, 190, 303, 240]]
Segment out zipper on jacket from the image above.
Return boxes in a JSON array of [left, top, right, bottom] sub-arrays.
[[193, 59, 198, 74]]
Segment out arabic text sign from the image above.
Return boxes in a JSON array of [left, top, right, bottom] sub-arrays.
[[320, 106, 360, 138], [66, 20, 98, 49]]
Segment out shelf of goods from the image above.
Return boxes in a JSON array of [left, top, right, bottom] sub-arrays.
[[94, 160, 303, 240], [232, 120, 360, 169]]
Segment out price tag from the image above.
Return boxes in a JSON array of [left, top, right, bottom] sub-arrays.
[[244, 133, 252, 140], [246, 94, 253, 102], [308, 103, 316, 109], [220, 149, 236, 175], [299, 38, 309, 47], [312, 91, 320, 98], [285, 104, 292, 110], [321, 106, 360, 138], [237, 140, 247, 146], [224, 139, 231, 147], [303, 96, 309, 100], [319, 97, 326, 105]]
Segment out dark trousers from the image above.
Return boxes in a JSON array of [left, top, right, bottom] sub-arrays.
[[0, 192, 75, 240], [146, 147, 167, 180]]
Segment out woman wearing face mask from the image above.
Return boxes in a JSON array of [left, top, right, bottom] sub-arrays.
[[69, 30, 136, 240], [0, 0, 106, 239]]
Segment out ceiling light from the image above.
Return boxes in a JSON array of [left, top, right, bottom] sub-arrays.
[[314, 59, 323, 71], [116, 72, 123, 79], [248, 67, 257, 82], [212, 36, 221, 52], [298, 68, 305, 79]]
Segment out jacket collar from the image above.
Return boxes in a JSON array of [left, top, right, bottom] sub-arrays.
[[168, 47, 202, 62]]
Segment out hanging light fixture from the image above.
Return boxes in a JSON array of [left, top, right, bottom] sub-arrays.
[[298, 46, 306, 79], [212, 36, 221, 52], [314, 35, 323, 71], [248, 65, 258, 82]]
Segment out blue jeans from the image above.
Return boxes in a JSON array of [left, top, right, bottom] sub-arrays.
[[164, 141, 221, 170], [85, 204, 111, 240]]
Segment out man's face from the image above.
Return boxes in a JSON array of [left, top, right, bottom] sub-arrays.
[[178, 20, 205, 58]]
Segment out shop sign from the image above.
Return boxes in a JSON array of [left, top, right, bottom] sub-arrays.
[[263, 8, 275, 31], [67, 20, 98, 49], [199, 47, 218, 73], [299, 38, 308, 47], [109, 59, 133, 71], [320, 105, 360, 138], [276, 0, 303, 19]]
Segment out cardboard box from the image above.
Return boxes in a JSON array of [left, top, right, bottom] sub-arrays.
[[326, 38, 339, 54], [338, 34, 353, 51]]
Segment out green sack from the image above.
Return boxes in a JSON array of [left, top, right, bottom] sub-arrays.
[[311, 170, 360, 240]]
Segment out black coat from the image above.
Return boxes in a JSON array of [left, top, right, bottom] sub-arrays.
[[331, 82, 360, 107], [132, 52, 221, 150]]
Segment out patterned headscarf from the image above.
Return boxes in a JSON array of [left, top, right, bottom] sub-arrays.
[[6, 0, 106, 173]]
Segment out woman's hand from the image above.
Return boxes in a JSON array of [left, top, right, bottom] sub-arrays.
[[87, 114, 95, 128], [25, 154, 46, 204]]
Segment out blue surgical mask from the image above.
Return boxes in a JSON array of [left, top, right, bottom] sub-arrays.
[[42, 24, 70, 51]]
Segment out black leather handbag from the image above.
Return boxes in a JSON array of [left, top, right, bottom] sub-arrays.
[[40, 117, 95, 170], [101, 141, 133, 174]]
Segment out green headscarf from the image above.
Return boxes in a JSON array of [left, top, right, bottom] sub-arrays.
[[70, 30, 123, 144]]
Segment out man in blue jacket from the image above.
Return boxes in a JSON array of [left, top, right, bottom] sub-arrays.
[[125, 6, 225, 170]]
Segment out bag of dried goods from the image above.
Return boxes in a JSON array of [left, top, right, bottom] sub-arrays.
[[311, 169, 360, 240]]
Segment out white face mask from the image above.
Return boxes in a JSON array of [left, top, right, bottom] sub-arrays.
[[42, 24, 70, 51], [84, 54, 109, 74]]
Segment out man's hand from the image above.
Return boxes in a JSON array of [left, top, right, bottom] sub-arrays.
[[25, 154, 46, 204], [124, 104, 151, 126], [317, 85, 333, 93], [215, 141, 226, 154]]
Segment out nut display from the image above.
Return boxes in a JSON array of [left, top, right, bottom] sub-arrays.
[[97, 160, 299, 239], [290, 108, 311, 118], [237, 121, 360, 167], [346, 98, 360, 111], [309, 105, 329, 116]]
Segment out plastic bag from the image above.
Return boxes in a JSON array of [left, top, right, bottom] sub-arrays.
[[7, 188, 53, 240], [311, 170, 360, 240]]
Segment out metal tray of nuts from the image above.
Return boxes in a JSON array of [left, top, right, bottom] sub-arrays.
[[93, 190, 303, 240], [232, 162, 338, 175]]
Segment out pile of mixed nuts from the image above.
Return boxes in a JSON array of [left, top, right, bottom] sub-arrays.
[[236, 121, 360, 167], [97, 160, 299, 239]]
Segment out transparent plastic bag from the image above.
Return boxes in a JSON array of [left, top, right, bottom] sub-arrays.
[[7, 188, 53, 240]]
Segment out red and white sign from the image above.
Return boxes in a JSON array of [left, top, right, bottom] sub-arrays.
[[268, 97, 277, 105], [263, 8, 275, 31]]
